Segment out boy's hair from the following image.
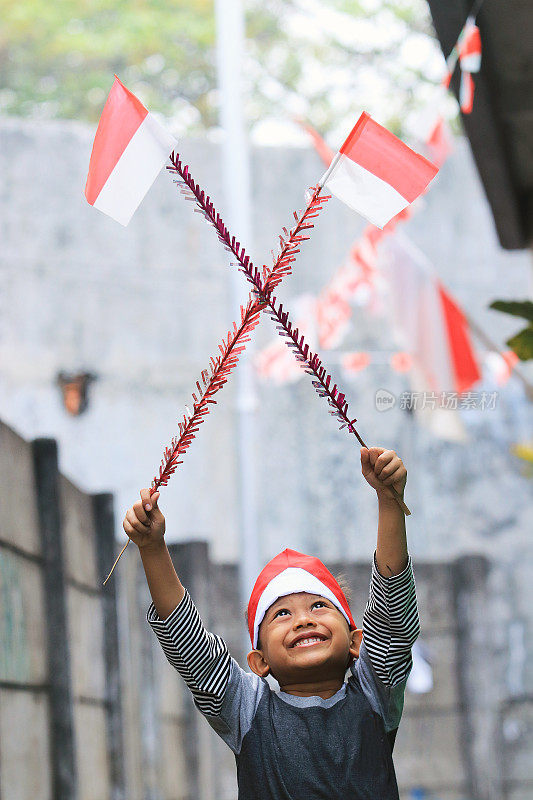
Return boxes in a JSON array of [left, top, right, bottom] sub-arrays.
[[244, 573, 353, 649]]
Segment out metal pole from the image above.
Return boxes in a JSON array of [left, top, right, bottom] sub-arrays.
[[214, 0, 260, 649]]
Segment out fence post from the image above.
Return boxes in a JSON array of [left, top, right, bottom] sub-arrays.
[[32, 437, 77, 800], [452, 554, 493, 800], [93, 492, 126, 800], [169, 541, 216, 800]]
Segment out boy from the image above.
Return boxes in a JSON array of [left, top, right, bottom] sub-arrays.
[[123, 446, 419, 799]]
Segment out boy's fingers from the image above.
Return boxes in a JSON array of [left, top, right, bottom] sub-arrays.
[[133, 500, 149, 524], [379, 462, 398, 479], [123, 518, 140, 540], [126, 508, 150, 533], [381, 466, 401, 484], [360, 448, 373, 476], [375, 454, 396, 477], [140, 487, 153, 512], [368, 447, 385, 467]]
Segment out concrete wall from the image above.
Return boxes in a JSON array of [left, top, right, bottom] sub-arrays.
[[0, 424, 53, 799], [0, 421, 124, 800], [1, 418, 532, 799], [129, 540, 525, 800], [1, 118, 533, 799], [0, 117, 531, 564]]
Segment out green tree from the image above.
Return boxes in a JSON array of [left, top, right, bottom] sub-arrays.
[[0, 0, 446, 137]]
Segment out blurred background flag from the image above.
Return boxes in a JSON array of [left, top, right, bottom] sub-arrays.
[[318, 112, 439, 228], [85, 76, 176, 225], [382, 233, 482, 396]]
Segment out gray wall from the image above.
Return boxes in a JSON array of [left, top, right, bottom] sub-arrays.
[[1, 118, 532, 799], [128, 540, 532, 800], [0, 117, 531, 564], [1, 420, 532, 799], [0, 421, 124, 800]]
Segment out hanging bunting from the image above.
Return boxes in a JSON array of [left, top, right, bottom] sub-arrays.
[[390, 352, 414, 374], [443, 15, 482, 114], [484, 350, 520, 386], [342, 352, 371, 374]]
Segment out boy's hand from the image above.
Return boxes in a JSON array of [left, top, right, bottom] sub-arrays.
[[360, 447, 407, 500], [123, 488, 166, 550]]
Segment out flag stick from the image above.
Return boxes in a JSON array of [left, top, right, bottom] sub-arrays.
[[318, 152, 341, 188]]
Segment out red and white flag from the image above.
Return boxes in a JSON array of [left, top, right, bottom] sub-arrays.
[[85, 76, 176, 225], [319, 112, 438, 229], [382, 234, 481, 395], [484, 350, 519, 386], [458, 17, 482, 74]]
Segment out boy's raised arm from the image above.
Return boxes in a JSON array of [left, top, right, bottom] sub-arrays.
[[124, 488, 235, 720], [139, 541, 185, 621], [123, 488, 185, 620], [358, 447, 419, 690], [360, 447, 408, 577]]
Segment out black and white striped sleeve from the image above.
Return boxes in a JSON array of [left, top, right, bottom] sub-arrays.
[[362, 550, 420, 687], [146, 589, 231, 716]]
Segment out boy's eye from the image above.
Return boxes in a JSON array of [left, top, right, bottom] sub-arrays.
[[273, 600, 327, 619]]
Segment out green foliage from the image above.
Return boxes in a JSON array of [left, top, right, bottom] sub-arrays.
[[0, 0, 216, 125], [0, 0, 446, 137], [489, 300, 533, 323], [490, 300, 533, 361]]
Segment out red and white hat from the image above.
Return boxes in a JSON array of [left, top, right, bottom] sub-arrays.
[[247, 548, 356, 648]]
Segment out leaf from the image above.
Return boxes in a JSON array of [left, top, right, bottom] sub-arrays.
[[506, 326, 533, 361], [490, 300, 533, 323]]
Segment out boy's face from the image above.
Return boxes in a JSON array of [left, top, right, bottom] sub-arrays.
[[247, 591, 361, 686]]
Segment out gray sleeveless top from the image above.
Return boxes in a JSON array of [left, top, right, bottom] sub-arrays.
[[207, 640, 405, 800]]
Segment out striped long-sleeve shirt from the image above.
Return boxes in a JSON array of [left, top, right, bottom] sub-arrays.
[[147, 549, 419, 721]]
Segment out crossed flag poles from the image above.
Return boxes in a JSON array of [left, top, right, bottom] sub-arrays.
[[86, 78, 439, 583]]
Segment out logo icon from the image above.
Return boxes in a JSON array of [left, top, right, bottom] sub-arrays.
[[375, 389, 396, 411]]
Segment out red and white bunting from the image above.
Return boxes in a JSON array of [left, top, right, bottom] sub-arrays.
[[342, 352, 371, 374], [484, 350, 520, 386], [442, 16, 482, 115], [381, 234, 481, 394], [459, 17, 482, 74], [390, 352, 413, 373], [255, 296, 317, 384], [316, 289, 352, 350], [426, 117, 454, 168]]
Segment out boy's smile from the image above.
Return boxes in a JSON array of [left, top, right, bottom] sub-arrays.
[[291, 633, 328, 647], [247, 591, 362, 698]]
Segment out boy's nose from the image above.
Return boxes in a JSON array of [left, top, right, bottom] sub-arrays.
[[293, 617, 316, 630]]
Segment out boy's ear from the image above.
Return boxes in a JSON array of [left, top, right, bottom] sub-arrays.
[[349, 628, 363, 660], [247, 649, 271, 678]]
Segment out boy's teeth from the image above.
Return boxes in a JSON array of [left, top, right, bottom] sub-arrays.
[[294, 637, 323, 647]]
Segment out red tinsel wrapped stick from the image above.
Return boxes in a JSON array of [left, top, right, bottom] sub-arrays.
[[102, 180, 331, 584], [167, 154, 409, 517]]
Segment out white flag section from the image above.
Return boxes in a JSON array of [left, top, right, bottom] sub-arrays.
[[85, 76, 176, 226], [320, 112, 438, 228], [381, 234, 481, 442]]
